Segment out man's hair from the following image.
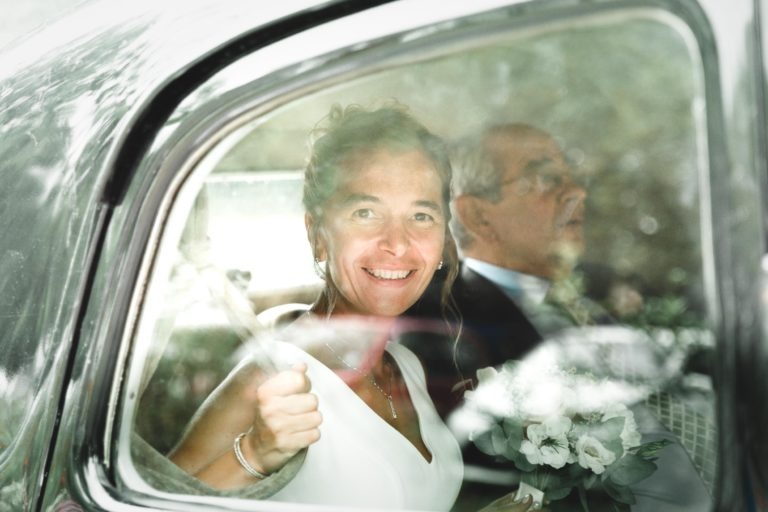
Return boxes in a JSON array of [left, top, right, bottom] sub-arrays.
[[448, 130, 503, 249]]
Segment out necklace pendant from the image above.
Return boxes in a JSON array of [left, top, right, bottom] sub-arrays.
[[387, 397, 397, 419]]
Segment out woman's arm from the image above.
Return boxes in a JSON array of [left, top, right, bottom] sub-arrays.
[[168, 361, 322, 490]]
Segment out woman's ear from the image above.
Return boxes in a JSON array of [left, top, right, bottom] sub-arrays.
[[305, 212, 327, 261], [453, 195, 496, 242]]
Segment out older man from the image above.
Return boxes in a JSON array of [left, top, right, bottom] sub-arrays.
[[405, 123, 592, 390], [403, 124, 714, 512]]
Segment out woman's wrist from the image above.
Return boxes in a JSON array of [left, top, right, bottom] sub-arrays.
[[233, 430, 271, 480]]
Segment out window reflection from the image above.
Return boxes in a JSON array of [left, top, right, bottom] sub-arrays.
[[129, 7, 716, 512]]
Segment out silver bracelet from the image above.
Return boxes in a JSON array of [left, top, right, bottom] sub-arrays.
[[233, 431, 269, 479]]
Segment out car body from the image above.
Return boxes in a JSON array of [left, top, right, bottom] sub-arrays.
[[1, 0, 767, 510]]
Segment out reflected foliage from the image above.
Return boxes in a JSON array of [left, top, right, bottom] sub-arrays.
[[0, 24, 144, 470], [136, 327, 244, 454]]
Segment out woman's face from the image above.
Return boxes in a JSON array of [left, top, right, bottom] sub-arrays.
[[312, 149, 446, 317]]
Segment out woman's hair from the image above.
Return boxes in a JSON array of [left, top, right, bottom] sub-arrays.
[[303, 102, 458, 317]]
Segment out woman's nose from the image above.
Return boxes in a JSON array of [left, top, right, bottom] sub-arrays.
[[378, 221, 410, 256]]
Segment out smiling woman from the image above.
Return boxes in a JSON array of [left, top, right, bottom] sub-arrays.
[[309, 148, 446, 317], [160, 104, 472, 510], [303, 104, 456, 318]]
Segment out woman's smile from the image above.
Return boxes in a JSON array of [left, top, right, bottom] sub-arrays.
[[364, 268, 415, 281]]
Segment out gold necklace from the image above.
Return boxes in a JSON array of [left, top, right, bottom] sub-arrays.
[[324, 343, 397, 419]]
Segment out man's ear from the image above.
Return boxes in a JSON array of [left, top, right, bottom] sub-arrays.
[[305, 212, 327, 261], [454, 195, 496, 242]]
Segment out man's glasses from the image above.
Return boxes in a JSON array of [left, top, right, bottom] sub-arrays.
[[499, 168, 585, 196]]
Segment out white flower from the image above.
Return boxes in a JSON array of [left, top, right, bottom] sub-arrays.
[[519, 416, 573, 469], [476, 366, 499, 384], [518, 377, 577, 421], [602, 404, 642, 451], [575, 434, 616, 474], [464, 366, 517, 417]]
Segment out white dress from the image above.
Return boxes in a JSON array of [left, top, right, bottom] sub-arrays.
[[268, 341, 464, 510]]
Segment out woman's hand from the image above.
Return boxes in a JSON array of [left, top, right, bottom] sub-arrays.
[[479, 492, 548, 512], [242, 362, 323, 474], [169, 360, 321, 489]]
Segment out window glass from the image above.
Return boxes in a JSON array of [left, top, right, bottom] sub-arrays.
[[124, 6, 716, 511]]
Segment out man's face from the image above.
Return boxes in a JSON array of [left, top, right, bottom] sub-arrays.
[[479, 128, 586, 279]]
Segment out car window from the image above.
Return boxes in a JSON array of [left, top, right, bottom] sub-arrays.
[[117, 4, 718, 511]]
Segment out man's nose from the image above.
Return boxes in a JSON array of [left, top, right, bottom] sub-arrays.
[[378, 221, 410, 256], [562, 175, 587, 204]]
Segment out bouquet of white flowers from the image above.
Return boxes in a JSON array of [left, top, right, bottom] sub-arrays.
[[465, 362, 670, 512]]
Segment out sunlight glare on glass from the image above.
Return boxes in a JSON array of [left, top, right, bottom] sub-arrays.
[[205, 171, 321, 293]]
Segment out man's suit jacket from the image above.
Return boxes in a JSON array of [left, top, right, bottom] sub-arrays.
[[399, 264, 548, 500], [401, 263, 544, 418]]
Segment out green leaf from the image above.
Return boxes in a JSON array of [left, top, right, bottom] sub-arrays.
[[501, 421, 535, 469], [584, 473, 599, 489], [586, 417, 626, 457], [531, 467, 580, 495], [567, 462, 590, 481], [473, 423, 512, 460], [578, 486, 591, 512], [471, 426, 497, 457], [634, 439, 672, 459], [606, 453, 657, 486], [501, 417, 525, 449], [490, 423, 509, 455], [602, 480, 636, 504], [546, 486, 573, 501], [473, 421, 531, 470], [510, 450, 537, 472]]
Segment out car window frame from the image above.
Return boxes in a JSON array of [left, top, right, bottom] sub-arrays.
[[70, 1, 742, 510]]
